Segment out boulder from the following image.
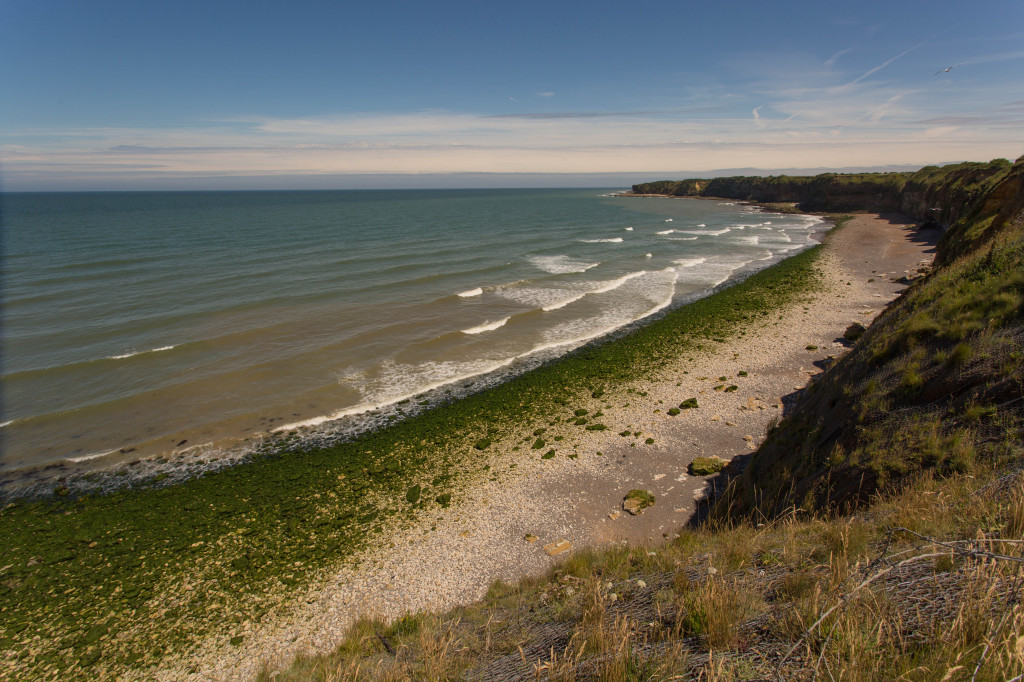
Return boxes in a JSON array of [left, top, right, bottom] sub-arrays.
[[844, 322, 867, 341]]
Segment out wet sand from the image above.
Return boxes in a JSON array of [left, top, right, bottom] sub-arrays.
[[172, 213, 939, 681]]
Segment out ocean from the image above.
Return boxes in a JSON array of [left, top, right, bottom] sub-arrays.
[[0, 189, 824, 486]]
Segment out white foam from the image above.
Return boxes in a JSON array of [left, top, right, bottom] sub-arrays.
[[65, 449, 118, 463], [275, 272, 684, 435], [645, 253, 653, 258], [656, 229, 675, 235], [697, 223, 706, 227], [458, 287, 483, 297], [591, 271, 647, 295], [731, 235, 761, 245], [673, 257, 707, 268], [497, 283, 587, 310], [579, 238, 624, 243], [0, 419, 14, 428], [540, 270, 678, 348], [664, 218, 673, 222], [542, 292, 589, 311], [667, 237, 698, 241], [676, 228, 732, 236], [625, 227, 634, 231], [108, 345, 175, 361], [462, 317, 510, 335], [528, 255, 600, 274]]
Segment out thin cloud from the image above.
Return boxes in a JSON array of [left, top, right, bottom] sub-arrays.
[[752, 106, 765, 130], [841, 30, 945, 89], [824, 48, 853, 67], [957, 49, 1024, 67], [537, 91, 555, 98], [486, 111, 650, 119]]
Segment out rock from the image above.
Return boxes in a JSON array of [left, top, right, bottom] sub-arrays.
[[524, 534, 538, 543], [688, 457, 726, 476], [623, 489, 656, 515], [608, 511, 621, 520], [544, 539, 572, 556], [844, 322, 867, 341], [743, 435, 754, 442]]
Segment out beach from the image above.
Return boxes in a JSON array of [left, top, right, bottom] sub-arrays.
[[175, 212, 937, 680]]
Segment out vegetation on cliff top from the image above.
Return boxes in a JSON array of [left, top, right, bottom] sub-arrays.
[[631, 157, 1020, 218]]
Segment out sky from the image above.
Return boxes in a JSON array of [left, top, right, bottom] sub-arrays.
[[1, 0, 1022, 190]]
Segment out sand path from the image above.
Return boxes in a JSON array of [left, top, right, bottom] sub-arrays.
[[177, 213, 938, 681]]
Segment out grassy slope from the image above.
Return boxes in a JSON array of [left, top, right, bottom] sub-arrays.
[[718, 159, 1024, 518], [267, 160, 1024, 680], [0, 228, 825, 679]]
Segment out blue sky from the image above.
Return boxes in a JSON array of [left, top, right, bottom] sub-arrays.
[[2, 0, 1022, 189]]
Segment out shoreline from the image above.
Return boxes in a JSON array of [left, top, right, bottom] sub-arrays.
[[0, 200, 827, 503], [0, 210, 935, 681], [188, 211, 937, 680]]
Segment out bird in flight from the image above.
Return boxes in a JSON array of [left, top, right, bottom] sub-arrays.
[[934, 65, 957, 75]]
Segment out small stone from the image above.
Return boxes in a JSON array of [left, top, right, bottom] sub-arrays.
[[524, 534, 538, 543], [608, 511, 621, 521], [544, 539, 572, 556], [743, 435, 754, 442], [710, 415, 721, 422]]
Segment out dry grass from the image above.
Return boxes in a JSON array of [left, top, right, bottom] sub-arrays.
[[257, 467, 1024, 681]]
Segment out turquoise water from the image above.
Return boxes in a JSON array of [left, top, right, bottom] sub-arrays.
[[0, 189, 823, 479]]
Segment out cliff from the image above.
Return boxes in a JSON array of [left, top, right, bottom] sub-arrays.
[[713, 156, 1024, 519], [631, 159, 1017, 223]]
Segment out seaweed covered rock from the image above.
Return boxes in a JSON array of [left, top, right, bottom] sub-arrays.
[[622, 489, 655, 515], [688, 457, 726, 476]]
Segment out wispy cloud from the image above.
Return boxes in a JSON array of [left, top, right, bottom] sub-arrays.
[[957, 49, 1024, 67], [752, 106, 765, 130], [824, 48, 853, 67], [843, 40, 925, 88]]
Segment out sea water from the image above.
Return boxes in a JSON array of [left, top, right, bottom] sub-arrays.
[[0, 189, 824, 485]]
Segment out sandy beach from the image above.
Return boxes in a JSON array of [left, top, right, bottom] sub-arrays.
[[170, 212, 938, 681]]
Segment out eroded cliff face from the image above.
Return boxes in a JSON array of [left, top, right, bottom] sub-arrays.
[[898, 160, 1014, 228], [631, 172, 910, 211], [714, 157, 1024, 520], [631, 158, 1020, 224]]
